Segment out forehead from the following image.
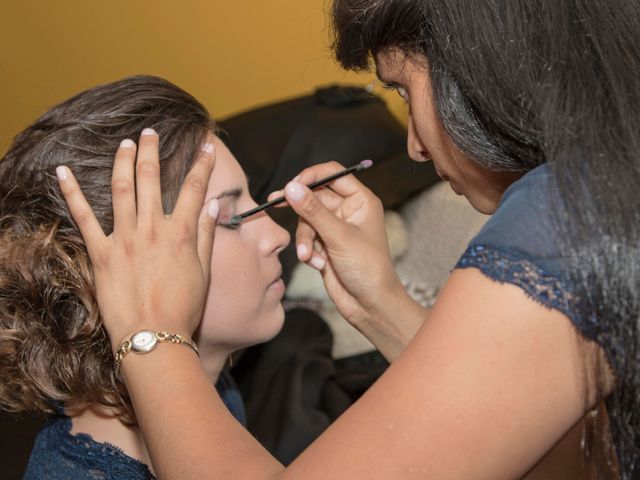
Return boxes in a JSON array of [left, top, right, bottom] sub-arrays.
[[206, 136, 247, 197]]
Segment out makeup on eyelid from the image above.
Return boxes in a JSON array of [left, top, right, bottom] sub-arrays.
[[216, 196, 239, 227], [208, 188, 242, 229]]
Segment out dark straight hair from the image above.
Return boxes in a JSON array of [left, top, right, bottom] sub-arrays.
[[332, 0, 640, 476]]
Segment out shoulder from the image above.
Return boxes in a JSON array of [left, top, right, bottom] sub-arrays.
[[470, 164, 563, 272], [454, 164, 615, 371], [457, 164, 580, 319], [24, 415, 155, 480]]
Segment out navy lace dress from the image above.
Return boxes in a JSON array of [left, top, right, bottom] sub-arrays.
[[455, 164, 608, 352], [24, 370, 246, 479], [455, 164, 626, 466]]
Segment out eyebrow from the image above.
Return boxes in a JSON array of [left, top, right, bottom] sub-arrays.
[[212, 187, 242, 201], [204, 172, 251, 203]]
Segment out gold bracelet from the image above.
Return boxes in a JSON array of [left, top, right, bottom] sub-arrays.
[[114, 330, 199, 374]]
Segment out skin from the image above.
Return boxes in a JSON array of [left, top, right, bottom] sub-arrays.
[[376, 49, 522, 215], [197, 139, 290, 378], [57, 52, 616, 478], [69, 132, 289, 473]]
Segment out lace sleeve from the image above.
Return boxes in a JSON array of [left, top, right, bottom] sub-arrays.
[[455, 244, 601, 343]]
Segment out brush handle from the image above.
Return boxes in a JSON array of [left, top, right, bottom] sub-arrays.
[[231, 195, 288, 223], [228, 160, 373, 225]]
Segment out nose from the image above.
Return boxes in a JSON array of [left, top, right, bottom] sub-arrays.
[[258, 214, 291, 256], [407, 114, 430, 162]]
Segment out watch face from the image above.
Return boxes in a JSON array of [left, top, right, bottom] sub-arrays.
[[131, 330, 158, 353]]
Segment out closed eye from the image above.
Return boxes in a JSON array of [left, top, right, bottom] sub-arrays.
[[207, 187, 242, 230], [382, 82, 409, 103], [218, 220, 241, 230]]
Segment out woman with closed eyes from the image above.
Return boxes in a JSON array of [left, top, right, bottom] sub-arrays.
[[0, 75, 289, 479]]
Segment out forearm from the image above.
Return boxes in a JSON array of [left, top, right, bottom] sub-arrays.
[[121, 346, 284, 479], [112, 270, 591, 480], [354, 285, 429, 362]]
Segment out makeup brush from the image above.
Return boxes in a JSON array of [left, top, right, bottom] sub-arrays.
[[228, 159, 374, 226]]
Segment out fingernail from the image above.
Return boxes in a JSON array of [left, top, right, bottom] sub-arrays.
[[202, 143, 215, 154], [292, 174, 301, 182], [120, 139, 135, 149], [297, 244, 309, 260], [56, 166, 69, 181], [141, 128, 156, 136], [310, 255, 326, 270], [286, 181, 305, 202], [208, 198, 219, 219]]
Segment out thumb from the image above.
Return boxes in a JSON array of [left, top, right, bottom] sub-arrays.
[[197, 197, 219, 282], [284, 181, 348, 246]]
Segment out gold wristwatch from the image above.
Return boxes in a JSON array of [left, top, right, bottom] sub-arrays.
[[114, 330, 199, 373]]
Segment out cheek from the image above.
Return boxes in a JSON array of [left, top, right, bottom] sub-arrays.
[[410, 85, 439, 131], [410, 107, 441, 153], [198, 231, 285, 347], [207, 237, 256, 309], [199, 235, 262, 334]]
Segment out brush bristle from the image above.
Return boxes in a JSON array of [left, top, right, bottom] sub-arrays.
[[360, 159, 373, 168]]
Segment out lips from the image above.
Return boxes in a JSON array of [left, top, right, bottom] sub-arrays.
[[267, 267, 283, 288]]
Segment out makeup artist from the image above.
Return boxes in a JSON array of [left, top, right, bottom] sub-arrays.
[[56, 0, 639, 478]]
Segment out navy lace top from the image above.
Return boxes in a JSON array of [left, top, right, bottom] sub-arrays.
[[23, 370, 246, 480], [455, 164, 632, 469], [454, 163, 615, 366]]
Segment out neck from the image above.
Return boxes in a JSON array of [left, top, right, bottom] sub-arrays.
[[196, 342, 234, 382], [66, 344, 232, 473]]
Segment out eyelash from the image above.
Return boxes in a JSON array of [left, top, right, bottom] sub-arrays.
[[383, 84, 409, 103], [218, 221, 241, 231]]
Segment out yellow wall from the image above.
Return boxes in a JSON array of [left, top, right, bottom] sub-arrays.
[[0, 1, 407, 154]]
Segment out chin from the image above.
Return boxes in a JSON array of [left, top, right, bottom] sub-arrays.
[[467, 194, 499, 215], [249, 317, 285, 348], [252, 306, 287, 344], [202, 306, 286, 350]]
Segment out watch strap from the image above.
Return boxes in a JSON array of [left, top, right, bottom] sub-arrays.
[[114, 330, 199, 374]]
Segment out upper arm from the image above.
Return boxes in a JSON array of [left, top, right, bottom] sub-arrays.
[[286, 268, 604, 479]]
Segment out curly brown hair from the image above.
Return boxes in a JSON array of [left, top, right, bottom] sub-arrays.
[[0, 75, 215, 425]]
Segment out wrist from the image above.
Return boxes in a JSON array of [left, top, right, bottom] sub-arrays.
[[113, 329, 199, 374], [106, 314, 198, 355], [109, 324, 193, 355], [357, 282, 428, 361], [108, 325, 150, 355], [105, 317, 152, 355]]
